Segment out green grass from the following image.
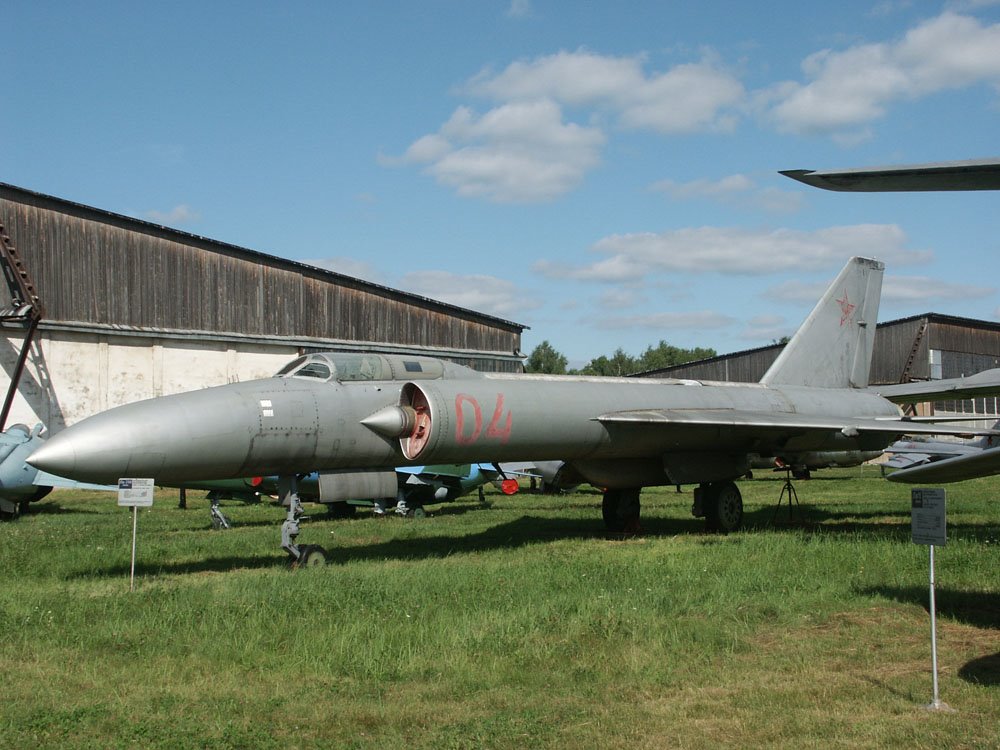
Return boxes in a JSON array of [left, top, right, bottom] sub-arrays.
[[1, 467, 998, 748]]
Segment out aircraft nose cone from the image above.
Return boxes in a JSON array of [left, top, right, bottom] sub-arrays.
[[25, 378, 328, 484], [26, 386, 246, 484], [25, 435, 78, 478]]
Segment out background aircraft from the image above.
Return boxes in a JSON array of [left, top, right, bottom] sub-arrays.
[[882, 423, 999, 474], [784, 157, 1000, 486], [29, 256, 996, 564]]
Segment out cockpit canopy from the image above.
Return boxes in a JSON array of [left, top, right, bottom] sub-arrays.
[[275, 352, 449, 383]]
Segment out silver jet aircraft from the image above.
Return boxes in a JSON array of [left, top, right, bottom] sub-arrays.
[[28, 256, 988, 564]]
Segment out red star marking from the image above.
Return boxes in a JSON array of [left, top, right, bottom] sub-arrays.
[[836, 290, 855, 326]]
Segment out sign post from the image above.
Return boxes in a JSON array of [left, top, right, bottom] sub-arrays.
[[910, 487, 953, 712], [118, 478, 155, 592]]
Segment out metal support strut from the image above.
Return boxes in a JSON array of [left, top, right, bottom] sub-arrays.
[[772, 468, 803, 523], [209, 495, 232, 530], [279, 475, 327, 566], [280, 475, 305, 559]]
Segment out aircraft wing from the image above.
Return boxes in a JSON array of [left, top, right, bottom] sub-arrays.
[[881, 453, 934, 470], [32, 470, 117, 493], [597, 408, 997, 438], [886, 446, 1000, 484], [873, 368, 1000, 404], [781, 158, 1000, 192]]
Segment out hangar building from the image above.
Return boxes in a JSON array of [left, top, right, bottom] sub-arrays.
[[0, 183, 526, 432], [640, 313, 1000, 419]]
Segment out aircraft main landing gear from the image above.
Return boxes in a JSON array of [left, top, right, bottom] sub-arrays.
[[209, 495, 232, 530], [279, 475, 327, 567], [602, 488, 642, 533], [693, 480, 744, 533]]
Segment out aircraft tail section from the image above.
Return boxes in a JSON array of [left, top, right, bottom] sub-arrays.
[[761, 257, 884, 389]]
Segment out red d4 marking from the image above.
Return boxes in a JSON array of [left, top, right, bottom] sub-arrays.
[[484, 393, 512, 442], [455, 393, 512, 445]]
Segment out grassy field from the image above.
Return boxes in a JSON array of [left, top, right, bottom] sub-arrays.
[[1, 467, 997, 749]]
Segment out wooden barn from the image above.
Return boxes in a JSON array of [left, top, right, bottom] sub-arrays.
[[0, 182, 526, 432], [640, 313, 1000, 418]]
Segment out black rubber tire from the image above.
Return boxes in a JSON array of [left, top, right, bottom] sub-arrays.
[[704, 481, 743, 533]]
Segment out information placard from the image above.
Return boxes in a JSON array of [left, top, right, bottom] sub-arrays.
[[911, 488, 946, 546], [118, 478, 155, 507]]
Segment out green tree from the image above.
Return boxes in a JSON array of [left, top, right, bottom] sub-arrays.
[[636, 340, 716, 373], [573, 340, 717, 376], [525, 340, 568, 374], [578, 348, 637, 376]]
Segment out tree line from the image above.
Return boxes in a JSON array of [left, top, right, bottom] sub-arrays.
[[525, 339, 717, 376]]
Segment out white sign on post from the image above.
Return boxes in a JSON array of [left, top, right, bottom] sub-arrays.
[[911, 487, 952, 712], [911, 487, 946, 546], [118, 478, 155, 592], [118, 478, 155, 507]]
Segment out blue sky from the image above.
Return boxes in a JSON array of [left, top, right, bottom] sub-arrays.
[[5, 1, 1000, 368]]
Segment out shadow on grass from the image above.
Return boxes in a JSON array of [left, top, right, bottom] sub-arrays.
[[23, 501, 102, 516], [958, 652, 1000, 686], [75, 512, 718, 577], [859, 584, 1000, 630]]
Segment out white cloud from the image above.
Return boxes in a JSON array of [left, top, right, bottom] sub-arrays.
[[769, 12, 1000, 135], [391, 50, 746, 202], [398, 270, 542, 318], [144, 204, 199, 225], [740, 314, 792, 342], [593, 310, 736, 331], [766, 273, 994, 304], [506, 0, 532, 18], [599, 286, 647, 310], [467, 50, 744, 134], [396, 100, 605, 203], [882, 275, 995, 302], [651, 174, 804, 214], [535, 224, 930, 283]]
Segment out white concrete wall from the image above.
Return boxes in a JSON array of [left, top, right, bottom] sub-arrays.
[[0, 330, 297, 434]]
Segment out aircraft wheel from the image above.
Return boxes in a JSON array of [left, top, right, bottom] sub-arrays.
[[705, 481, 743, 533], [0, 497, 20, 521], [296, 545, 328, 568]]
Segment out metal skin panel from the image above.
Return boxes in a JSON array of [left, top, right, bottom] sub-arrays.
[[25, 376, 402, 483], [316, 470, 397, 502], [389, 377, 902, 465]]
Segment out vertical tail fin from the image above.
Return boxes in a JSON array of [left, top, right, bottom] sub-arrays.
[[761, 257, 884, 389]]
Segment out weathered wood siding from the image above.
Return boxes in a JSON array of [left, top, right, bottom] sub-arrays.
[[870, 317, 927, 383], [0, 184, 524, 371], [639, 315, 1000, 386]]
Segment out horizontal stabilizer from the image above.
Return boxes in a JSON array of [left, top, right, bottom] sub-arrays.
[[875, 368, 1000, 403], [886, 446, 1000, 484], [32, 470, 117, 492], [882, 453, 933, 470]]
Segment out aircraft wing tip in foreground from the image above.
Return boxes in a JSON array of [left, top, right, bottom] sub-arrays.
[[781, 158, 1000, 192]]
